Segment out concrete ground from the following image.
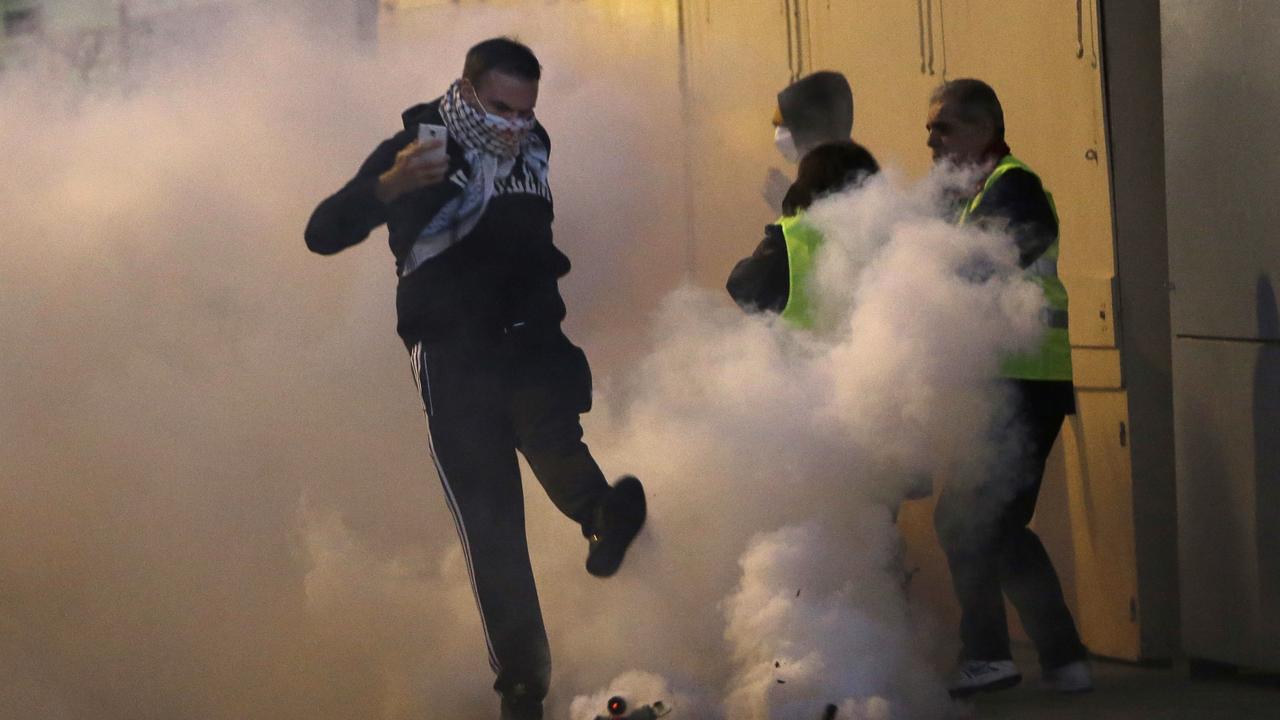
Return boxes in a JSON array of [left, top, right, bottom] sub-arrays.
[[958, 645, 1280, 719]]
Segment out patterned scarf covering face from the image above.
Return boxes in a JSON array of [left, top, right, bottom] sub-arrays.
[[401, 80, 547, 277], [440, 78, 537, 159]]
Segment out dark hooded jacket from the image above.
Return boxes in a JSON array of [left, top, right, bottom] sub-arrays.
[[734, 75, 854, 310], [777, 71, 854, 153], [305, 100, 567, 348]]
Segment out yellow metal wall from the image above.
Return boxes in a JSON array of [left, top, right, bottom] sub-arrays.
[[677, 0, 794, 281], [376, 0, 1152, 661], [679, 0, 1145, 660]]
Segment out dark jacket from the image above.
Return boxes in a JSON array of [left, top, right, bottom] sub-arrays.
[[965, 165, 1058, 271], [967, 158, 1074, 410], [727, 167, 1059, 317], [305, 100, 566, 347], [726, 223, 789, 313]]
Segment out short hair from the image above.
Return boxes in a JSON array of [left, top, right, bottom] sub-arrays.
[[931, 78, 1005, 139], [782, 141, 880, 216], [462, 37, 542, 84]]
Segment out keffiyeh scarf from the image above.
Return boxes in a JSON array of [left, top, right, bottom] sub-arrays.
[[441, 78, 537, 160], [402, 80, 546, 276]]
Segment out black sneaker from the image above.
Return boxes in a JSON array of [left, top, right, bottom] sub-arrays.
[[585, 475, 646, 578]]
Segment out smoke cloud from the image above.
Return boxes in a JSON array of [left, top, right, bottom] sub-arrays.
[[1, 4, 1042, 719], [549, 168, 1040, 718]]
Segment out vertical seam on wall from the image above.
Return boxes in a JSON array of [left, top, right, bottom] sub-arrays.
[[1088, 0, 1100, 68], [793, 0, 805, 78], [1077, 0, 1086, 58], [803, 0, 813, 75], [925, 0, 935, 75], [918, 0, 927, 74], [676, 0, 697, 279], [784, 0, 796, 81], [938, 0, 947, 79]]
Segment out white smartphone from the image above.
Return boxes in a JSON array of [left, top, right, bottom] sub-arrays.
[[417, 123, 448, 164]]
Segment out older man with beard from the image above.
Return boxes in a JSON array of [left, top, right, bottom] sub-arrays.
[[925, 78, 1091, 698]]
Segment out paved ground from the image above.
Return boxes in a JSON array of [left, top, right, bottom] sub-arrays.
[[958, 645, 1280, 719]]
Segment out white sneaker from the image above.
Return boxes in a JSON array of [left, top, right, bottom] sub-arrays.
[[1042, 660, 1093, 693], [948, 659, 1022, 697]]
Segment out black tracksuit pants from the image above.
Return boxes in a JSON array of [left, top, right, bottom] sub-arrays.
[[409, 325, 609, 705], [934, 380, 1087, 672]]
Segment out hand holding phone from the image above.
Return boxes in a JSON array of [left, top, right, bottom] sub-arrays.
[[417, 123, 448, 165], [375, 125, 450, 204]]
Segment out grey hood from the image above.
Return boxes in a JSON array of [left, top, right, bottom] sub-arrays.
[[777, 71, 854, 153]]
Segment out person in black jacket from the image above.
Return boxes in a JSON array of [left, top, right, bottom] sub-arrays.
[[729, 141, 880, 317], [773, 71, 855, 162], [304, 38, 646, 720]]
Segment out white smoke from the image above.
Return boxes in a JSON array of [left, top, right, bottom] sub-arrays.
[[568, 670, 691, 720], [560, 169, 1040, 719], [1, 4, 1043, 719]]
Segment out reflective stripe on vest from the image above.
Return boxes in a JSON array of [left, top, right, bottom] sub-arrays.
[[778, 212, 824, 328], [959, 155, 1072, 381]]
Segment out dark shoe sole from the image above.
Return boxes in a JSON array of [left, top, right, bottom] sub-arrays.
[[948, 673, 1022, 698], [586, 476, 646, 577]]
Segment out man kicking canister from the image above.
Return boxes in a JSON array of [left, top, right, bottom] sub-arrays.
[[304, 37, 647, 720]]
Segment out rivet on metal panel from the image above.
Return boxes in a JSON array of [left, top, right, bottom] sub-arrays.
[[1085, 148, 1099, 163]]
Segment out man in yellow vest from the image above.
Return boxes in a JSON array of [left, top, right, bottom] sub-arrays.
[[925, 79, 1091, 697]]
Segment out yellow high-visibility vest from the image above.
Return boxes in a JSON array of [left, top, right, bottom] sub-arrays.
[[960, 155, 1072, 381], [778, 212, 824, 328]]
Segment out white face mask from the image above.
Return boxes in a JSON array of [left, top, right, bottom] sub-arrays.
[[475, 92, 536, 135], [774, 125, 800, 163], [447, 79, 537, 159]]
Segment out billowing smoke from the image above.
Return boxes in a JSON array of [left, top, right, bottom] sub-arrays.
[[1, 4, 1041, 719], [551, 170, 1040, 719]]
